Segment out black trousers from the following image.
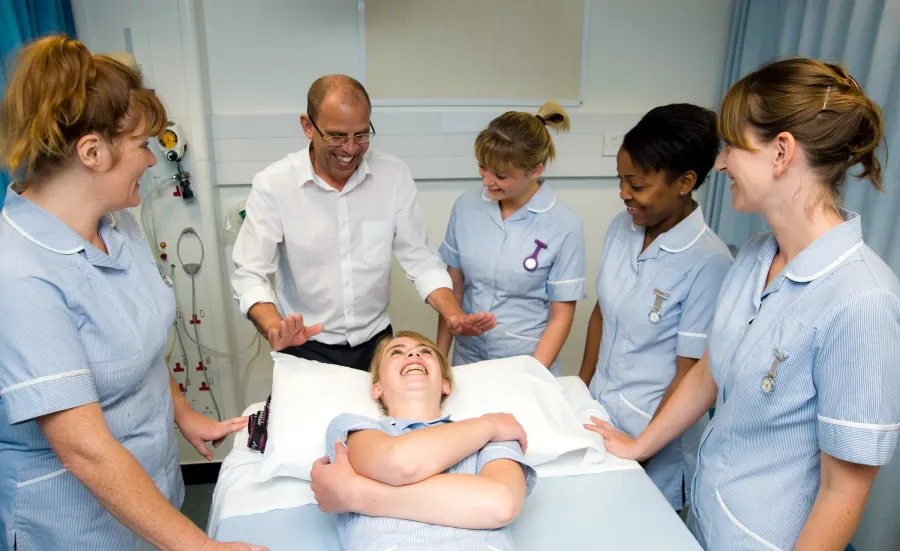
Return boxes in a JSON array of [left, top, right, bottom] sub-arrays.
[[280, 325, 393, 372]]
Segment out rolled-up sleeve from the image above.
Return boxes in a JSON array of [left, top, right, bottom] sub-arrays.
[[0, 276, 98, 423], [325, 413, 385, 461], [477, 441, 538, 497], [392, 164, 452, 301], [814, 290, 900, 465], [676, 256, 732, 359], [547, 222, 587, 302], [231, 173, 284, 316]]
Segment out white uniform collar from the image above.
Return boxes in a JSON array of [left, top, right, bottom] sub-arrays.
[[480, 182, 557, 214]]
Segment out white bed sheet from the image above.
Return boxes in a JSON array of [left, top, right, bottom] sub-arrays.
[[207, 376, 639, 535]]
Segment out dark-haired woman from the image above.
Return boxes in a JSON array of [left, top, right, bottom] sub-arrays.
[[579, 104, 732, 514]]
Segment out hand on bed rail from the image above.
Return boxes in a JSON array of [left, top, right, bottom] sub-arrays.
[[584, 417, 644, 461]]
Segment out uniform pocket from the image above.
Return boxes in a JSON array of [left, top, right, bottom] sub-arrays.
[[620, 393, 652, 420], [715, 491, 785, 551], [362, 220, 394, 264], [616, 393, 653, 438], [504, 331, 541, 359]]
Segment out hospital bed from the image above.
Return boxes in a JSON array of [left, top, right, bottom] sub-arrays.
[[208, 377, 702, 551]]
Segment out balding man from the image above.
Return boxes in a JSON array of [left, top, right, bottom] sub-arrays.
[[231, 75, 495, 370]]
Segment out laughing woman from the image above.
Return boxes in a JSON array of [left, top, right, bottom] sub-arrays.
[[579, 104, 733, 514]]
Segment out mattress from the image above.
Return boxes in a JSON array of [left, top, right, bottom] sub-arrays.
[[207, 377, 700, 550]]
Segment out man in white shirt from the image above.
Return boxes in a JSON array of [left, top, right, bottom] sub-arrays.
[[231, 75, 495, 370]]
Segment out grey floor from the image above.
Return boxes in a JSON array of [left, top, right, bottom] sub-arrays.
[[182, 483, 216, 530]]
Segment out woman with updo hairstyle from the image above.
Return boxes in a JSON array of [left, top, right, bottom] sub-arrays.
[[0, 36, 263, 551], [436, 101, 587, 375], [587, 58, 900, 551], [578, 103, 732, 516]]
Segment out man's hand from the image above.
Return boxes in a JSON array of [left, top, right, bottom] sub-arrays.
[[311, 441, 364, 513], [479, 413, 528, 453], [446, 312, 496, 337], [266, 313, 324, 351]]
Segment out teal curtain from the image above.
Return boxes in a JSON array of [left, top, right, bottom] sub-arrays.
[[704, 4, 900, 549], [703, 0, 900, 277], [0, 0, 76, 210]]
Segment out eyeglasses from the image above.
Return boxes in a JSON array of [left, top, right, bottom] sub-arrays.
[[308, 116, 376, 147]]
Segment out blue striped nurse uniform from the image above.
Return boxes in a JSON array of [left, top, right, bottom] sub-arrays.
[[325, 413, 537, 551], [439, 184, 586, 375], [690, 209, 900, 550], [0, 185, 183, 550], [589, 205, 732, 510]]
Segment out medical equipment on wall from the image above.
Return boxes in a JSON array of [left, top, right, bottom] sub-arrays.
[[176, 227, 222, 420], [223, 199, 247, 244], [157, 122, 194, 200]]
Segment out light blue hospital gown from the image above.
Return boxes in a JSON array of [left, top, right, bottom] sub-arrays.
[[439, 184, 586, 375], [325, 413, 537, 551], [589, 206, 732, 510], [688, 210, 900, 551], [0, 185, 183, 550]]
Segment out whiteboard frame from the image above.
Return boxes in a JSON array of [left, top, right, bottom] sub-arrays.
[[357, 0, 591, 108]]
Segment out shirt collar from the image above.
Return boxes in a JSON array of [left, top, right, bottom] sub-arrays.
[[659, 203, 709, 253], [480, 182, 557, 224], [3, 183, 126, 268], [634, 202, 708, 260], [780, 208, 863, 283], [386, 414, 452, 430], [297, 143, 372, 194]]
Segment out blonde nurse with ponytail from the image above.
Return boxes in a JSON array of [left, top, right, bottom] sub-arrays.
[[437, 102, 587, 374], [0, 36, 263, 551]]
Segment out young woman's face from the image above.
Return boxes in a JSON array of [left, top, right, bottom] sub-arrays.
[[616, 148, 689, 229], [480, 164, 542, 202], [714, 130, 780, 214], [371, 337, 450, 409]]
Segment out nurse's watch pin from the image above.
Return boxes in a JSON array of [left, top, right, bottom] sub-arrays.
[[157, 261, 174, 287], [762, 349, 788, 394], [523, 239, 548, 272], [648, 288, 669, 323]]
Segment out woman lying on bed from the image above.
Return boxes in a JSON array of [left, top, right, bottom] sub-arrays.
[[309, 330, 536, 551]]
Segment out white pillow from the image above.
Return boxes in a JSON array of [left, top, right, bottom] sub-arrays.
[[442, 356, 604, 466], [256, 353, 604, 483], [255, 353, 381, 483]]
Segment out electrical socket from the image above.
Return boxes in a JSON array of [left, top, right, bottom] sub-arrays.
[[603, 133, 624, 157]]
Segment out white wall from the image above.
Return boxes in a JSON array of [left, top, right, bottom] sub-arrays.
[[71, 0, 734, 462]]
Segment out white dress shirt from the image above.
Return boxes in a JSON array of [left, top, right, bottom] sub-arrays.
[[231, 145, 452, 346]]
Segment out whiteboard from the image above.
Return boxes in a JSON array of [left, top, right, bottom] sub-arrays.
[[360, 0, 588, 106]]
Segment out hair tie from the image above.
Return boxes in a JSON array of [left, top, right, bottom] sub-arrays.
[[822, 86, 831, 110], [536, 114, 546, 124]]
